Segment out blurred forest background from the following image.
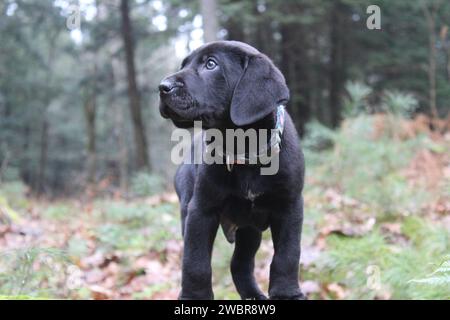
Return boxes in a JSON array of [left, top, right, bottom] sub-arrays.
[[0, 0, 449, 299]]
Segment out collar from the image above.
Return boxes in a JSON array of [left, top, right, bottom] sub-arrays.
[[204, 105, 286, 172]]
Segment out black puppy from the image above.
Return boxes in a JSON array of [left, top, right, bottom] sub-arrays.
[[159, 41, 305, 300]]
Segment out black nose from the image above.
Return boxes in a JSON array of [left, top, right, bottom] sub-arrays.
[[159, 79, 183, 94]]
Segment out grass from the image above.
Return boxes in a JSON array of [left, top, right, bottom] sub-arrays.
[[306, 220, 450, 299], [305, 116, 436, 219], [298, 93, 449, 299], [0, 247, 72, 299]]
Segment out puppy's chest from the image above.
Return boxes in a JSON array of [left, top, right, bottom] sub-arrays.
[[233, 173, 267, 202], [220, 173, 273, 241]]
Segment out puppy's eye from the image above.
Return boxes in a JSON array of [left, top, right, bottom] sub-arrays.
[[205, 59, 217, 70]]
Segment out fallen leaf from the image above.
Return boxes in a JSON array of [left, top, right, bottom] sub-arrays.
[[326, 283, 348, 299], [89, 285, 112, 300]]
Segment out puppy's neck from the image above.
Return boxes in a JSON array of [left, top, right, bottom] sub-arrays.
[[206, 110, 279, 162]]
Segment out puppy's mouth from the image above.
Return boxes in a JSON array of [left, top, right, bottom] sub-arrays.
[[159, 101, 197, 128], [161, 104, 190, 121], [160, 89, 196, 113]]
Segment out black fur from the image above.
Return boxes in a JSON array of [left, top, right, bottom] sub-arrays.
[[159, 41, 305, 300]]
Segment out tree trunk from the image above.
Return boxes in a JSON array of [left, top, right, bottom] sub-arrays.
[[35, 32, 58, 194], [20, 125, 31, 185], [440, 26, 450, 82], [84, 74, 97, 184], [111, 57, 129, 194], [423, 4, 439, 118], [252, 3, 275, 58], [225, 17, 245, 42], [120, 0, 149, 170], [37, 118, 48, 194], [201, 0, 218, 42], [279, 3, 311, 135], [0, 150, 9, 184], [223, 0, 245, 41], [329, 1, 346, 128]]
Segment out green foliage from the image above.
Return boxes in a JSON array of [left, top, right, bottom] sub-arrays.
[[0, 247, 72, 298], [0, 181, 29, 211], [343, 82, 418, 119], [0, 295, 48, 300], [313, 220, 450, 299], [0, 166, 20, 182], [311, 116, 428, 217], [66, 237, 90, 260], [95, 201, 180, 252], [409, 256, 450, 286], [132, 283, 172, 300], [343, 81, 372, 117], [130, 172, 165, 197], [42, 204, 73, 220], [315, 231, 390, 299], [0, 194, 22, 224], [100, 201, 152, 225], [302, 81, 449, 299], [96, 224, 148, 251], [303, 121, 335, 152], [382, 91, 418, 117], [305, 83, 433, 218]]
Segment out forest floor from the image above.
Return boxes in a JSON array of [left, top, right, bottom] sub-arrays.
[[0, 114, 449, 299]]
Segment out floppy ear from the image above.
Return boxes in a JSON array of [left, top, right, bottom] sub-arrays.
[[230, 55, 289, 126]]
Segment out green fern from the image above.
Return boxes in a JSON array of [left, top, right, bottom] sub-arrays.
[[343, 81, 372, 117], [382, 91, 418, 117], [409, 256, 450, 286]]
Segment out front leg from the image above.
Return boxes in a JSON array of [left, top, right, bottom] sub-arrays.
[[268, 197, 305, 300], [179, 198, 219, 300]]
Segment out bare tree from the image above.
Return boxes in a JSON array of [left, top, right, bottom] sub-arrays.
[[36, 32, 59, 194], [120, 0, 150, 170], [329, 1, 347, 128], [201, 0, 219, 42], [423, 1, 441, 118], [279, 2, 312, 135], [440, 25, 450, 82], [111, 55, 129, 193], [0, 150, 9, 184], [83, 62, 97, 185]]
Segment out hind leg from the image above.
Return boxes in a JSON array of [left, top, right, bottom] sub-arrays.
[[230, 227, 267, 300]]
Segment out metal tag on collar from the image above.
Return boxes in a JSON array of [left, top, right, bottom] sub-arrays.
[[272, 142, 281, 155], [226, 154, 234, 172], [276, 105, 286, 134]]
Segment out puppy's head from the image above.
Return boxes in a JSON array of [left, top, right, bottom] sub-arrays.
[[159, 41, 289, 128]]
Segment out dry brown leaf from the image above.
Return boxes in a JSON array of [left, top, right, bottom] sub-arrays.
[[89, 285, 112, 300], [326, 283, 348, 299], [84, 268, 105, 284], [145, 194, 163, 206], [320, 214, 376, 238], [161, 192, 178, 203], [81, 250, 105, 268], [381, 222, 402, 234]]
